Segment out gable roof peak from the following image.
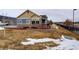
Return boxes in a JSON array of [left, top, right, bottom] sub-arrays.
[[17, 10, 40, 18]]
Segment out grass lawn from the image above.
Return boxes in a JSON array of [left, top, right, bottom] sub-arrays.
[[0, 25, 79, 50]]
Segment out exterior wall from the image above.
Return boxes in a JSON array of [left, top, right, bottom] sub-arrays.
[[31, 16, 41, 20], [31, 16, 41, 24], [2, 19, 16, 25]]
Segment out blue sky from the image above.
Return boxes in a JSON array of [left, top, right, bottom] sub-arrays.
[[0, 9, 79, 22]]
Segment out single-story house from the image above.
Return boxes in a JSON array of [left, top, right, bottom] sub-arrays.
[[0, 10, 50, 29], [17, 10, 49, 28]]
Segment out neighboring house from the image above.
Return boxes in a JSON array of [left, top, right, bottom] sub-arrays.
[[0, 21, 7, 26], [17, 10, 49, 28], [0, 15, 17, 25]]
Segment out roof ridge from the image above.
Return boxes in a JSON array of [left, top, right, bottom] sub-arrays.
[[17, 10, 40, 18]]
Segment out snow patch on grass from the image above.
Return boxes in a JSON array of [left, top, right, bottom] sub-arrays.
[[46, 35, 79, 50], [21, 38, 54, 45], [21, 35, 79, 50], [0, 27, 5, 30]]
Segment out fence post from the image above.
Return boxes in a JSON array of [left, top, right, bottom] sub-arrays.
[[4, 29, 5, 37]]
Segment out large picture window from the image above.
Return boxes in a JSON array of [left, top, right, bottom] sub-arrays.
[[17, 20, 22, 23], [17, 19, 30, 24], [22, 19, 26, 23], [36, 21, 39, 24], [32, 21, 35, 24]]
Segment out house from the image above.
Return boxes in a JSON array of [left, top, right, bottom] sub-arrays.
[[0, 15, 17, 25], [17, 10, 49, 29]]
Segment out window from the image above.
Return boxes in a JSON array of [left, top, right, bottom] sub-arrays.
[[22, 19, 26, 23], [17, 19, 30, 24], [19, 20, 21, 23], [32, 21, 35, 24], [17, 19, 22, 24], [42, 19, 45, 23], [20, 20, 22, 23], [36, 21, 39, 24]]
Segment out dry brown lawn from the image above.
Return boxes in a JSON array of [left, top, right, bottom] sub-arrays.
[[56, 26, 79, 40], [11, 41, 58, 50], [0, 29, 62, 41], [0, 25, 79, 49]]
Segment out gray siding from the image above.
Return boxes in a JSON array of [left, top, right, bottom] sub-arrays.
[[0, 15, 17, 25]]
